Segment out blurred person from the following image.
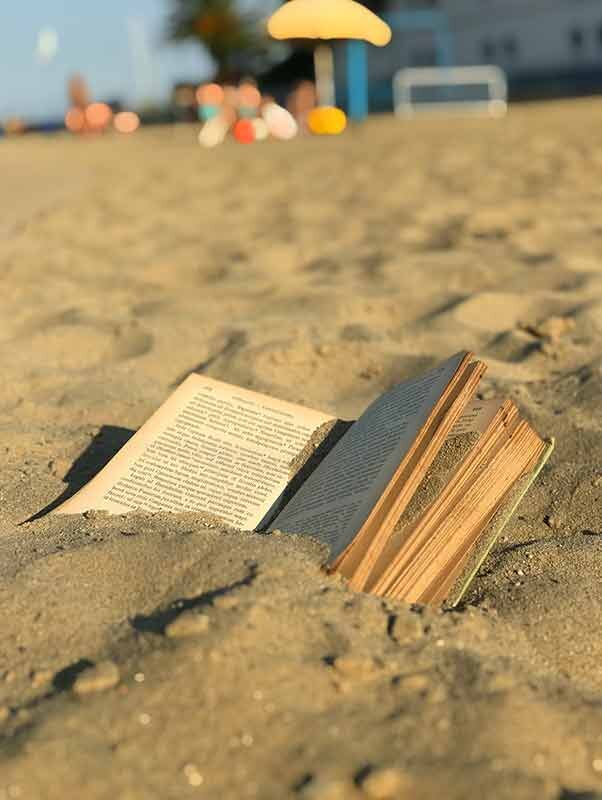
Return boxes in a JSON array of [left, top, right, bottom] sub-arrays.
[[66, 74, 113, 135], [237, 76, 261, 119], [172, 83, 197, 122], [221, 83, 240, 128], [2, 117, 27, 136], [198, 83, 237, 147], [66, 74, 92, 134], [196, 83, 224, 121], [222, 83, 239, 114], [287, 80, 316, 133], [68, 74, 90, 110]]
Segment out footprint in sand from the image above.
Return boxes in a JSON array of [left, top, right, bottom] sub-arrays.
[[13, 310, 153, 371], [574, 300, 602, 337], [302, 257, 341, 278], [511, 232, 556, 265], [483, 330, 541, 365], [452, 292, 534, 333], [564, 254, 602, 274]]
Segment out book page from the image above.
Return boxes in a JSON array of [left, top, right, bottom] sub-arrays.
[[270, 352, 467, 559], [448, 397, 502, 436], [55, 375, 333, 529], [362, 399, 506, 593]]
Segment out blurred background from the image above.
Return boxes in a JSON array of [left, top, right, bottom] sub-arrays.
[[4, 0, 602, 137]]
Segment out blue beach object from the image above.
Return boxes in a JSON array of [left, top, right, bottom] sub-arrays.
[[198, 104, 221, 121]]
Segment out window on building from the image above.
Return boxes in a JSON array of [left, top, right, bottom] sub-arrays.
[[410, 46, 437, 67], [481, 40, 496, 61], [569, 27, 585, 52], [598, 24, 602, 47], [502, 36, 519, 60]]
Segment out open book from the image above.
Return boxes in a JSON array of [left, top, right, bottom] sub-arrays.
[[55, 352, 553, 606]]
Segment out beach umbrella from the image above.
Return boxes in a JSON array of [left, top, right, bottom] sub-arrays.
[[266, 0, 391, 110], [267, 0, 391, 46]]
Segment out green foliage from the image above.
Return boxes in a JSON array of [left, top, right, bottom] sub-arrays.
[[166, 0, 266, 79]]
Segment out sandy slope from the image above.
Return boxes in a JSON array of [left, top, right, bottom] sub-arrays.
[[1, 100, 601, 799]]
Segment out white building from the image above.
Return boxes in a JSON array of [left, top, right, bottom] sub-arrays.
[[439, 0, 602, 77], [334, 0, 602, 109]]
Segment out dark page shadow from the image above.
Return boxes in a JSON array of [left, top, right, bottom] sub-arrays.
[[256, 419, 354, 532], [23, 425, 135, 522]]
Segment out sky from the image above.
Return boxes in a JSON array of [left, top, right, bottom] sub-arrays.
[[0, 0, 222, 122]]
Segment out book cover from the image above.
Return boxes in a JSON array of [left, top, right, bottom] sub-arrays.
[[445, 438, 555, 608]]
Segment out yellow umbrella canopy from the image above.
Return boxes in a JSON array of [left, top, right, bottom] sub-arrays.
[[267, 0, 392, 47]]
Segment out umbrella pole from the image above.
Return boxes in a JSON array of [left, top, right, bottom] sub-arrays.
[[314, 44, 335, 107], [346, 40, 368, 121]]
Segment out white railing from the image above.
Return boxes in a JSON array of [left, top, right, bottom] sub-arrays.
[[393, 65, 508, 117]]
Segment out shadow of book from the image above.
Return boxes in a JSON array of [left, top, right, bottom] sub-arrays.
[[24, 425, 135, 522], [131, 562, 258, 635], [170, 330, 247, 388], [52, 658, 95, 692]]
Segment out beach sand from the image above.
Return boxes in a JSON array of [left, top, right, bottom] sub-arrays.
[[1, 99, 601, 799]]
